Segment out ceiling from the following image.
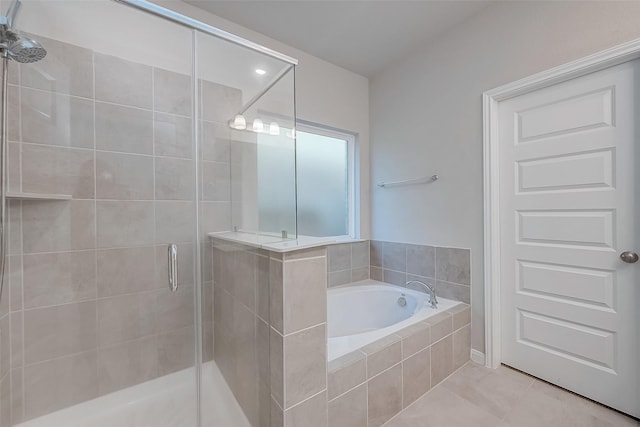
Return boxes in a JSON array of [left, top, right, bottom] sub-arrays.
[[184, 0, 494, 78]]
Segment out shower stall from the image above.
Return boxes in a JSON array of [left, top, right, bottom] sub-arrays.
[[0, 0, 297, 425]]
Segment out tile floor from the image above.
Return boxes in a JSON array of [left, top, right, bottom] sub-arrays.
[[384, 362, 639, 427]]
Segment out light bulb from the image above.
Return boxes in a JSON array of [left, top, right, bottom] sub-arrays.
[[269, 122, 280, 136], [252, 118, 264, 132], [255, 69, 266, 75], [229, 114, 246, 130]]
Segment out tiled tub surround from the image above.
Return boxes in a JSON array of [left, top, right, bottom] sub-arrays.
[[328, 304, 471, 427], [327, 241, 370, 287], [327, 280, 461, 360], [327, 241, 471, 306], [211, 238, 329, 427], [324, 241, 472, 427], [2, 33, 238, 425], [210, 234, 473, 426], [370, 241, 471, 304]]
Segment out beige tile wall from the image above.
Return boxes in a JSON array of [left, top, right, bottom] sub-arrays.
[[328, 304, 471, 427], [327, 241, 472, 307], [327, 241, 370, 287], [218, 236, 471, 427], [1, 34, 235, 425], [212, 239, 271, 426], [370, 240, 472, 304], [213, 241, 329, 427], [270, 247, 328, 426]]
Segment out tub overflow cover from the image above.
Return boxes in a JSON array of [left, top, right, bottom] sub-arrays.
[[398, 294, 407, 307]]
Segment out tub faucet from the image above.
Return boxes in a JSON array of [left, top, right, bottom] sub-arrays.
[[406, 280, 438, 309]]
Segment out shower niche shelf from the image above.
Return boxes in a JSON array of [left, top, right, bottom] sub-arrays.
[[6, 192, 72, 201]]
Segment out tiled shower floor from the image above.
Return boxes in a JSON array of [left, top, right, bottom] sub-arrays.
[[384, 362, 638, 427]]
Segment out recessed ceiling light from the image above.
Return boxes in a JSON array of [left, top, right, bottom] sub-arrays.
[[255, 68, 266, 75]]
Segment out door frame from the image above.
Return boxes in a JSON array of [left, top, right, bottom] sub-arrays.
[[482, 38, 640, 369]]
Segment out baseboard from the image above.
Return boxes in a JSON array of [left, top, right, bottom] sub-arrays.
[[470, 349, 486, 366]]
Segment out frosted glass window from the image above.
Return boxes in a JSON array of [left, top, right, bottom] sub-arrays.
[[296, 130, 349, 237]]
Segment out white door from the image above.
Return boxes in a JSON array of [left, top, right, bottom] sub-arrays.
[[499, 59, 639, 417]]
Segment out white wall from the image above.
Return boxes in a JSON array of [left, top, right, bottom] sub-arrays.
[[153, 0, 371, 239], [370, 0, 640, 353]]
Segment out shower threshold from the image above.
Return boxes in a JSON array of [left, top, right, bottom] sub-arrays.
[[15, 361, 250, 427]]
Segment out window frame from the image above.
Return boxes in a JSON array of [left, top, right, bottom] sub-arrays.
[[295, 121, 358, 239]]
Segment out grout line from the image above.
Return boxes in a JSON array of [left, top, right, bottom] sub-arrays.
[[19, 129, 216, 160], [327, 375, 368, 403], [20, 286, 174, 313], [18, 84, 195, 119], [22, 243, 195, 257], [366, 360, 402, 383], [150, 64, 160, 379], [324, 314, 329, 426], [22, 326, 193, 372], [17, 79, 22, 195], [283, 254, 326, 264], [19, 200, 24, 422], [400, 358, 404, 412], [92, 49, 99, 385], [283, 388, 326, 413], [434, 245, 437, 282], [282, 320, 326, 338]]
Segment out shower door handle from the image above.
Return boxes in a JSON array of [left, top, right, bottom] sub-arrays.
[[168, 244, 178, 292]]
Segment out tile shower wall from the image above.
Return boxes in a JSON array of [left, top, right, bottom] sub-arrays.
[[0, 34, 234, 425], [199, 75, 241, 365], [370, 240, 471, 304]]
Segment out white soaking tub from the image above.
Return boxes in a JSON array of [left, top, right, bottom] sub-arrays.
[[328, 279, 461, 361]]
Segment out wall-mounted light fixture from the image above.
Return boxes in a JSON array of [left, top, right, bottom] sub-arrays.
[[252, 118, 264, 132], [228, 115, 294, 138], [228, 114, 247, 130]]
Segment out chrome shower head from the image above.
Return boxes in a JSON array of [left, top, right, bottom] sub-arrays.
[[7, 35, 46, 63], [0, 0, 46, 63]]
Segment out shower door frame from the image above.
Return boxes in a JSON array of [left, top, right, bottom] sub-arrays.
[[113, 0, 298, 65]]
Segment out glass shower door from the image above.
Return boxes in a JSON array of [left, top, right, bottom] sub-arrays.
[[2, 1, 199, 426], [0, 1, 299, 426], [195, 30, 296, 427]]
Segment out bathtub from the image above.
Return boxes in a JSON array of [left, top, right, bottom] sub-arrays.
[[328, 279, 461, 361]]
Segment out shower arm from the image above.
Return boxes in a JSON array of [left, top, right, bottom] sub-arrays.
[[5, 0, 20, 28]]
